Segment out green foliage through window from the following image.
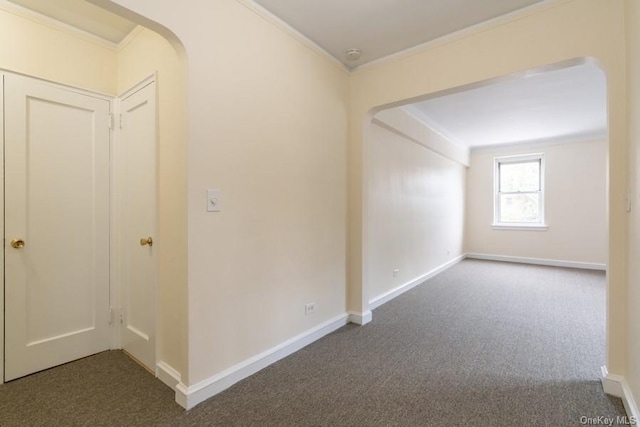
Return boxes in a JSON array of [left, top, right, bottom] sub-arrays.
[[495, 155, 544, 224]]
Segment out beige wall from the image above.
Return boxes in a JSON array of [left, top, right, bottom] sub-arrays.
[[350, 0, 628, 375], [0, 6, 116, 93], [117, 28, 188, 379], [625, 0, 640, 408], [465, 140, 607, 265], [367, 121, 465, 301], [99, 0, 350, 386]]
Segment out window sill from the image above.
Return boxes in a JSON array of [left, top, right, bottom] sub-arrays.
[[492, 224, 548, 231]]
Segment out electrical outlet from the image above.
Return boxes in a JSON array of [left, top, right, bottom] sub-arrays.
[[305, 302, 316, 315], [393, 269, 399, 277]]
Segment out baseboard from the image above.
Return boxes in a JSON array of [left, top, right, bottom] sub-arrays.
[[348, 310, 372, 325], [369, 255, 466, 310], [466, 253, 606, 271], [175, 313, 349, 409], [601, 366, 640, 423], [156, 361, 181, 391]]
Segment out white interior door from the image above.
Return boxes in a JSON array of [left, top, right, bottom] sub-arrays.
[[119, 80, 157, 372], [4, 74, 111, 381]]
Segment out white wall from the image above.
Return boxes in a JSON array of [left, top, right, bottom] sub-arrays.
[[367, 117, 465, 303], [626, 0, 640, 409], [465, 140, 607, 265]]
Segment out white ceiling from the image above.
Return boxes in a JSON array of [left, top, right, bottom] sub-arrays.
[[402, 62, 607, 149], [6, 0, 137, 45], [253, 0, 544, 67]]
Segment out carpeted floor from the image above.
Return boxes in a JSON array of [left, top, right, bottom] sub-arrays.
[[0, 260, 627, 426]]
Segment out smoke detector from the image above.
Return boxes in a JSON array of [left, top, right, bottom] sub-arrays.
[[345, 48, 361, 61]]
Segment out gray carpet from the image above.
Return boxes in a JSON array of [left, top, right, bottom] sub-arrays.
[[0, 259, 627, 426]]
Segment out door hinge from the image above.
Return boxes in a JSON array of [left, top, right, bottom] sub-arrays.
[[109, 114, 124, 130], [109, 308, 125, 325]]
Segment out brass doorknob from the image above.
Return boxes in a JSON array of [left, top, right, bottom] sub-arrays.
[[139, 237, 153, 247], [10, 239, 25, 249]]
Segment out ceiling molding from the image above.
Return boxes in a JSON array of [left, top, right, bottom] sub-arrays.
[[469, 130, 608, 153], [237, 0, 350, 73], [0, 0, 120, 50], [117, 25, 144, 50], [352, 0, 572, 73]]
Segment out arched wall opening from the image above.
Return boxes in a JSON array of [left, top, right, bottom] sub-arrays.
[[347, 0, 627, 385], [360, 57, 610, 376]]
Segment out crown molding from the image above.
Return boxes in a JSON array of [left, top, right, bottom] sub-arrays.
[[2, 0, 572, 71], [117, 25, 144, 50], [469, 130, 607, 153], [0, 0, 126, 50]]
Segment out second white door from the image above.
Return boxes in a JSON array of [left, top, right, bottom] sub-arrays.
[[119, 80, 157, 372]]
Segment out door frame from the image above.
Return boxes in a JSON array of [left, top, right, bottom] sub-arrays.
[[112, 73, 158, 371], [1, 72, 5, 384], [0, 70, 117, 384]]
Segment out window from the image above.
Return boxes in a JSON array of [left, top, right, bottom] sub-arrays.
[[494, 153, 545, 228]]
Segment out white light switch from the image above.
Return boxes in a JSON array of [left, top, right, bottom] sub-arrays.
[[207, 189, 221, 212]]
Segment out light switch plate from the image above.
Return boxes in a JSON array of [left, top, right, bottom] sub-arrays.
[[207, 189, 221, 212]]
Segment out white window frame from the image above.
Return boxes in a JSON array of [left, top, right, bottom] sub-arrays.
[[493, 153, 547, 230]]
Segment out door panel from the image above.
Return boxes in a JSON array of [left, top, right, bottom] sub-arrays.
[[120, 81, 157, 372], [4, 74, 111, 381]]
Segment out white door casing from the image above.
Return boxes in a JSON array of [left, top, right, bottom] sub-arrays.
[[0, 74, 5, 384], [119, 78, 157, 372], [4, 74, 111, 381]]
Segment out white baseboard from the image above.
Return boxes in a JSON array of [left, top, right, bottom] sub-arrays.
[[156, 361, 181, 391], [348, 310, 372, 325], [466, 253, 606, 271], [175, 314, 349, 409], [601, 366, 640, 424], [369, 255, 466, 310]]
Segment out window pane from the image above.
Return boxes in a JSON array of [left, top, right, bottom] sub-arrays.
[[499, 193, 540, 223], [500, 161, 540, 192]]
